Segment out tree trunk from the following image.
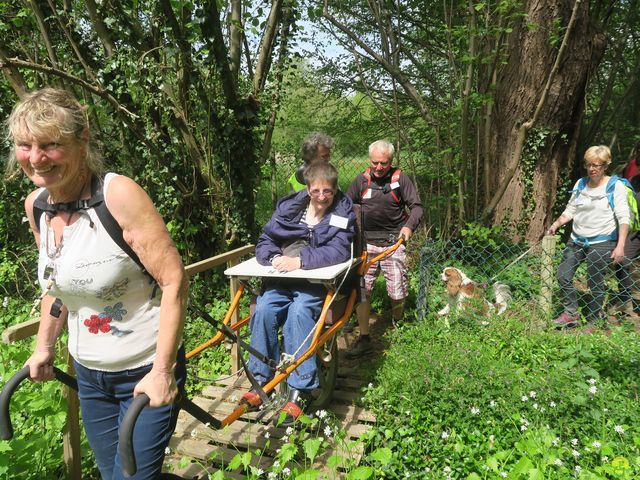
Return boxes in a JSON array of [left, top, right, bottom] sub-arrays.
[[489, 0, 606, 242]]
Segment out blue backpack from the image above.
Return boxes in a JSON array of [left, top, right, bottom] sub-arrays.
[[574, 175, 640, 232]]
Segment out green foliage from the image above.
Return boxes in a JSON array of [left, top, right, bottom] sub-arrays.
[[363, 317, 640, 478]]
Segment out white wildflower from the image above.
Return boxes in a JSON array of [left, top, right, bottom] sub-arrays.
[[500, 473, 508, 478], [368, 382, 374, 388], [490, 400, 497, 407], [575, 465, 582, 473], [470, 406, 480, 415], [2, 297, 8, 308], [529, 390, 537, 398], [324, 426, 333, 437], [572, 449, 580, 458], [521, 425, 528, 432], [554, 458, 563, 466], [533, 403, 539, 410], [571, 438, 578, 446], [282, 467, 290, 476], [316, 409, 327, 419], [286, 426, 294, 435], [540, 406, 546, 412], [603, 408, 608, 412], [602, 456, 609, 462], [443, 466, 452, 474], [550, 401, 557, 407], [614, 425, 625, 434], [273, 460, 280, 468], [264, 431, 270, 439], [589, 386, 597, 395], [441, 431, 449, 439], [254, 468, 263, 477], [521, 395, 528, 402], [520, 417, 529, 426], [588, 378, 596, 384], [281, 435, 288, 442], [592, 440, 601, 448], [164, 447, 170, 455], [552, 437, 559, 447], [268, 473, 277, 480]]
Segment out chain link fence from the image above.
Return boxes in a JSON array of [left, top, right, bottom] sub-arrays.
[[416, 237, 640, 328]]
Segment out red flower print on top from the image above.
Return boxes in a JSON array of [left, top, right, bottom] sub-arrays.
[[84, 315, 112, 334]]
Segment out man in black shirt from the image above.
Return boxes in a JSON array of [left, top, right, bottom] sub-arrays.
[[345, 140, 424, 357]]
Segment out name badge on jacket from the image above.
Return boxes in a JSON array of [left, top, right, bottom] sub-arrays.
[[329, 214, 349, 229]]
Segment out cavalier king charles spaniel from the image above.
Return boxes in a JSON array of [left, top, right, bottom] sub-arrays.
[[437, 267, 511, 322]]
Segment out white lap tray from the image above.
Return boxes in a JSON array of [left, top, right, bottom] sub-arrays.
[[224, 257, 356, 284]]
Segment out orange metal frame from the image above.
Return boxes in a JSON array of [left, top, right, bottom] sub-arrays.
[[185, 238, 404, 427]]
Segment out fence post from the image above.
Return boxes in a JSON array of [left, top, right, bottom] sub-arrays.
[[540, 235, 556, 317], [227, 258, 241, 373], [62, 349, 82, 479]]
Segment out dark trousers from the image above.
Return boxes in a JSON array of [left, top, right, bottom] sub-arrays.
[[557, 241, 615, 321]]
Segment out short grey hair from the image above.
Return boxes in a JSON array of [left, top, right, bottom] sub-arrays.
[[301, 132, 334, 164], [368, 140, 394, 159]]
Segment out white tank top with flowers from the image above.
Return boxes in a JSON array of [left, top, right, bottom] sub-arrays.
[[37, 173, 161, 371]]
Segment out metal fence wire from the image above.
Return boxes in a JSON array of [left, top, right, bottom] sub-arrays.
[[417, 237, 640, 328]]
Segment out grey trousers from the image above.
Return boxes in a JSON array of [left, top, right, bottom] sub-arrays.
[[557, 240, 615, 321]]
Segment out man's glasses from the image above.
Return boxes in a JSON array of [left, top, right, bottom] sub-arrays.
[[309, 189, 335, 198]]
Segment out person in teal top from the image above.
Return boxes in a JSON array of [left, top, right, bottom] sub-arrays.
[[287, 132, 334, 192]]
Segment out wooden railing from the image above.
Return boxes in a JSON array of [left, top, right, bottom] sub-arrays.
[[1, 244, 255, 479]]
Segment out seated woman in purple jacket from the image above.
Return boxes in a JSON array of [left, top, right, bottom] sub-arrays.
[[242, 162, 355, 425]]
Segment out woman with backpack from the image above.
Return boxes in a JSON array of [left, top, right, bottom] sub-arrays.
[[6, 87, 187, 479], [547, 145, 631, 330]]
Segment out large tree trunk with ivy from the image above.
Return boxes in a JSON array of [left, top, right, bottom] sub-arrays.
[[488, 0, 606, 241]]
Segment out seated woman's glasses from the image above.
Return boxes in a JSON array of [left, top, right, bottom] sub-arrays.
[[309, 189, 335, 197]]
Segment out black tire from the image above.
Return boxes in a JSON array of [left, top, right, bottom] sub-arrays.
[[309, 335, 339, 410]]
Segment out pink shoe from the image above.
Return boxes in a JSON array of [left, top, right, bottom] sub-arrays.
[[553, 312, 579, 328]]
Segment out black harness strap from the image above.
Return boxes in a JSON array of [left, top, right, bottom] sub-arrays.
[[32, 175, 146, 273]]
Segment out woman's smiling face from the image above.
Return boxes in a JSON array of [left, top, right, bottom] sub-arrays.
[[308, 179, 336, 215], [15, 131, 87, 192]]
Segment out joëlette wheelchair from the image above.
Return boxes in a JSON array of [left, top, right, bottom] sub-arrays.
[[1, 214, 403, 477]]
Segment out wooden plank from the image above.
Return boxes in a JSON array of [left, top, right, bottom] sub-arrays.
[[185, 245, 255, 277], [62, 354, 82, 480], [169, 437, 273, 469], [1, 318, 40, 343]]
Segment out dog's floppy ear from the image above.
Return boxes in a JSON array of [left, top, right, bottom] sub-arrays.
[[445, 267, 463, 287]]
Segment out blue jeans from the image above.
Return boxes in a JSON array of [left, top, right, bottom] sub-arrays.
[[247, 282, 325, 391], [557, 240, 614, 321], [74, 347, 186, 480]]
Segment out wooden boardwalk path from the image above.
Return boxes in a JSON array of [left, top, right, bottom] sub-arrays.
[[162, 336, 377, 479]]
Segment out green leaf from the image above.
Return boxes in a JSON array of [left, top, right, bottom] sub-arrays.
[[303, 438, 322, 462], [369, 447, 392, 465], [529, 468, 543, 480], [346, 466, 374, 480], [227, 453, 243, 471], [296, 470, 321, 480]]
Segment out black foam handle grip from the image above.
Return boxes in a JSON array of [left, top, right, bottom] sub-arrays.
[[0, 366, 78, 440], [118, 394, 150, 477]]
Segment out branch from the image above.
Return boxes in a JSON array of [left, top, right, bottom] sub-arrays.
[[202, 0, 238, 107], [253, 0, 284, 93], [0, 57, 138, 120], [84, 0, 115, 57], [45, 0, 98, 83], [482, 0, 584, 221], [0, 44, 27, 96], [323, 1, 439, 128], [27, 0, 59, 67]]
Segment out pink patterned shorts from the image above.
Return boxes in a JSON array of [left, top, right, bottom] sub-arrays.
[[363, 243, 408, 300]]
